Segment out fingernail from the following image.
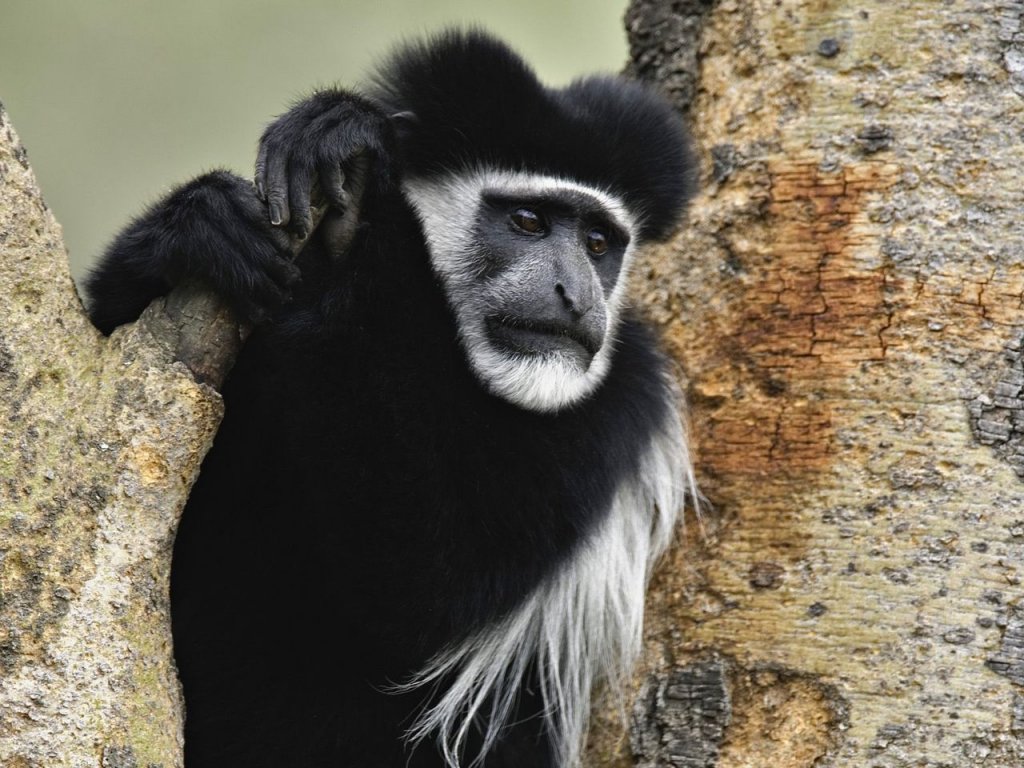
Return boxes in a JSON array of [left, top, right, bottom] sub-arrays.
[[270, 205, 282, 225]]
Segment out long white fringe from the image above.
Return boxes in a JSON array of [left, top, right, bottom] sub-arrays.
[[397, 394, 695, 767]]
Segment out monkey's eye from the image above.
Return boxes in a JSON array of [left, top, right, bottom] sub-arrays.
[[586, 228, 609, 257], [510, 208, 546, 234]]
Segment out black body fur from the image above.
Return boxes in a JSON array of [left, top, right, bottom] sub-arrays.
[[85, 31, 694, 767]]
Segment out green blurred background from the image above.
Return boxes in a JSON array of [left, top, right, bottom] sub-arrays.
[[0, 0, 629, 280]]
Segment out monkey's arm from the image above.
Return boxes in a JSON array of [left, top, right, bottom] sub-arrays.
[[255, 89, 396, 237], [85, 171, 298, 334]]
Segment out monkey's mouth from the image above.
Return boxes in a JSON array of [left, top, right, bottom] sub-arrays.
[[485, 316, 600, 362]]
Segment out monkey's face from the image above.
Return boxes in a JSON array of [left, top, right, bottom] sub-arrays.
[[404, 169, 637, 413]]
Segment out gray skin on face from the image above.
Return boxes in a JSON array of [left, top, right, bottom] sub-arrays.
[[403, 169, 638, 412], [472, 189, 629, 370]]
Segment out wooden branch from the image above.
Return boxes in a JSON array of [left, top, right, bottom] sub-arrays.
[[156, 155, 369, 389]]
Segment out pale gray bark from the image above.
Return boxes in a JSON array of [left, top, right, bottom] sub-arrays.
[[0, 100, 345, 768], [0, 102, 217, 768]]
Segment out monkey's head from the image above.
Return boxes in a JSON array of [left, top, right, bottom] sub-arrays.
[[374, 30, 696, 412]]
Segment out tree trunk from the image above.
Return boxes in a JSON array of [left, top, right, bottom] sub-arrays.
[[589, 1, 1024, 766], [0, 103, 237, 768], [4, 2, 1024, 765]]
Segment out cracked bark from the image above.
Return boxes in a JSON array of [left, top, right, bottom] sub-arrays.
[[584, 1, 1024, 766]]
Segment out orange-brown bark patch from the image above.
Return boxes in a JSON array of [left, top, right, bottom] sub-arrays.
[[692, 160, 900, 483]]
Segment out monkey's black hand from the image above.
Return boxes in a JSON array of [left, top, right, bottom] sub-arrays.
[[86, 170, 299, 334], [256, 90, 395, 238]]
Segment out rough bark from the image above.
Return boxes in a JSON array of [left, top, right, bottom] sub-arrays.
[[588, 1, 1024, 766], [0, 99, 347, 766], [0, 103, 224, 767], [4, 2, 1024, 764]]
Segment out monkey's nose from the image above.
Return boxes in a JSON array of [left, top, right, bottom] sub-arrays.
[[554, 282, 593, 319]]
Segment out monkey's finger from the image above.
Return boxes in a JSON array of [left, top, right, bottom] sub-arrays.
[[229, 179, 296, 257], [288, 163, 314, 239], [255, 142, 269, 201], [318, 161, 349, 210], [264, 255, 302, 289], [267, 224, 293, 254], [227, 249, 296, 319], [265, 151, 291, 227]]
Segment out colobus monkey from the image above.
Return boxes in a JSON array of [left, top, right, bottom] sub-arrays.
[[86, 30, 697, 768]]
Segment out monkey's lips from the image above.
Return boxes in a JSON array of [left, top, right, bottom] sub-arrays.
[[485, 316, 600, 364]]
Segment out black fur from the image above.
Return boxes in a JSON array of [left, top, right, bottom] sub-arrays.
[[85, 30, 695, 768], [372, 30, 695, 242], [86, 171, 298, 333]]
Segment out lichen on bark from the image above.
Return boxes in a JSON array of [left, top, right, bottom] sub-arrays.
[[0, 101, 224, 768], [0, 94, 363, 766], [5, 1, 1024, 763]]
